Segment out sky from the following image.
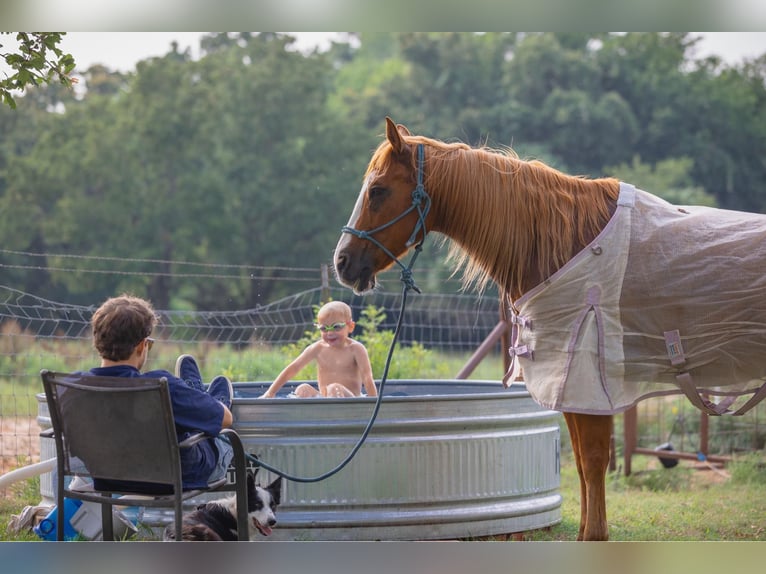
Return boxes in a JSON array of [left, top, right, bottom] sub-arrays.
[[52, 32, 766, 74], [57, 32, 343, 73]]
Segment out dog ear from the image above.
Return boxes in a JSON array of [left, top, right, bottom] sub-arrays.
[[249, 455, 260, 479], [246, 471, 255, 490], [268, 476, 282, 505]]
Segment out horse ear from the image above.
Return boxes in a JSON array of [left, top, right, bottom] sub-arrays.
[[385, 116, 407, 155]]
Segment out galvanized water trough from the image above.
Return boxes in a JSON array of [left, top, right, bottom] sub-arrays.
[[39, 379, 561, 540]]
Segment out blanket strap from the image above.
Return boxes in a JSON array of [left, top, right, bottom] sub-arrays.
[[731, 382, 766, 416], [503, 313, 533, 387], [665, 329, 766, 416], [665, 330, 733, 415], [675, 373, 736, 416]]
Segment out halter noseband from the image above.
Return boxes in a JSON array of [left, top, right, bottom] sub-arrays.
[[341, 143, 431, 292]]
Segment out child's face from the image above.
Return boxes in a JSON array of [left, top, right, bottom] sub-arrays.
[[316, 311, 353, 345]]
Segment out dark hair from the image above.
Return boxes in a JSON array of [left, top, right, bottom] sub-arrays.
[[91, 295, 158, 361]]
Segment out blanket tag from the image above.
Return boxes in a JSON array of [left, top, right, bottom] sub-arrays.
[[664, 330, 686, 366], [510, 313, 532, 328]]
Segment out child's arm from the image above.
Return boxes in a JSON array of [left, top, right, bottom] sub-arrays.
[[261, 342, 320, 398], [354, 342, 377, 397]]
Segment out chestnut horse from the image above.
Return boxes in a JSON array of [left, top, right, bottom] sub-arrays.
[[334, 117, 766, 541]]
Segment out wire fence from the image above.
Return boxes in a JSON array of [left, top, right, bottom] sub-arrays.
[[1, 258, 764, 482], [0, 276, 503, 476]]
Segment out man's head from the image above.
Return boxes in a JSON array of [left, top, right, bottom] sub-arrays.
[[92, 295, 158, 363]]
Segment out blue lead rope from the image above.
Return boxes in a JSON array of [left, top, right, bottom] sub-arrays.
[[233, 144, 431, 483], [237, 278, 415, 483]]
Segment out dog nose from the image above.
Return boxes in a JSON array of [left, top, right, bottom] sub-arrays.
[[269, 518, 277, 526]]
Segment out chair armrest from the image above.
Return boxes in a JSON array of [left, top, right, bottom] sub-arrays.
[[218, 428, 246, 460], [178, 431, 209, 449], [218, 428, 249, 539]]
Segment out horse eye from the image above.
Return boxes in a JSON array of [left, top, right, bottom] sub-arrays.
[[368, 186, 388, 199], [367, 186, 391, 211]]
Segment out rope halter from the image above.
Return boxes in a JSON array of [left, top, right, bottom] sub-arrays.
[[341, 144, 431, 293]]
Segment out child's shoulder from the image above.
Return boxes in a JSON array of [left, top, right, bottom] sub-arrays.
[[347, 338, 368, 351]]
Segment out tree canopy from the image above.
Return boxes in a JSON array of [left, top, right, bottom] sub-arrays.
[[1, 32, 75, 108], [1, 32, 765, 309]]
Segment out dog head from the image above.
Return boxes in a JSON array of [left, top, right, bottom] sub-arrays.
[[247, 471, 282, 537]]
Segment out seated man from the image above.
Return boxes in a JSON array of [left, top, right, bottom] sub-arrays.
[[85, 294, 234, 492]]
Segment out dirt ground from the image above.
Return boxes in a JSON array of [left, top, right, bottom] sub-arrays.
[[0, 417, 42, 476]]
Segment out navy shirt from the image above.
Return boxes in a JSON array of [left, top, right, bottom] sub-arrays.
[[87, 365, 226, 490]]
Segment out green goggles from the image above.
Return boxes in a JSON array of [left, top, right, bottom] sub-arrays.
[[316, 322, 347, 332]]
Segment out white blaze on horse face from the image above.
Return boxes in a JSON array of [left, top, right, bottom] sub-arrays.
[[335, 173, 372, 256], [347, 173, 372, 228]]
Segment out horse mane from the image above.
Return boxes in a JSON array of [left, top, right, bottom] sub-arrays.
[[367, 134, 620, 300]]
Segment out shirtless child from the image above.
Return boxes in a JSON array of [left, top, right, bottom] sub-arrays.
[[261, 301, 377, 398]]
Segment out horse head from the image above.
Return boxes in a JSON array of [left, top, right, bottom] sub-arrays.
[[334, 117, 430, 294]]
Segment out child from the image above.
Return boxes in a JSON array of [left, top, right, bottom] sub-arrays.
[[261, 301, 377, 398]]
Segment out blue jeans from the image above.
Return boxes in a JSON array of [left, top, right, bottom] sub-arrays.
[[209, 436, 234, 482]]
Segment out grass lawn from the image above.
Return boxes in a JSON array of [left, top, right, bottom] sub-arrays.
[[521, 449, 766, 541], [3, 447, 764, 542]]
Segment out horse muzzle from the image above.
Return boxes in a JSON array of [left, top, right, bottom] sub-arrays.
[[334, 247, 378, 294]]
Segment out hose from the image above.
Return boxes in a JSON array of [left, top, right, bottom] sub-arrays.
[[0, 458, 55, 489]]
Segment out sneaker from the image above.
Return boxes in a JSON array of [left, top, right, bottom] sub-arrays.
[[207, 375, 234, 409], [174, 354, 205, 391]]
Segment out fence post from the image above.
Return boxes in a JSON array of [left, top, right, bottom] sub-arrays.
[[700, 410, 709, 459], [455, 320, 509, 379], [623, 406, 637, 476], [320, 264, 331, 303]]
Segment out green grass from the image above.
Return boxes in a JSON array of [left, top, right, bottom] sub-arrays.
[[3, 446, 764, 542], [521, 449, 766, 541], [0, 381, 40, 416], [4, 322, 763, 542], [2, 341, 506, 417], [1, 473, 44, 542]]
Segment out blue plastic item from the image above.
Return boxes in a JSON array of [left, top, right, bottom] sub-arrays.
[[34, 499, 83, 541]]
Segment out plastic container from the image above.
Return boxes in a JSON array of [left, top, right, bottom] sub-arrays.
[[34, 498, 82, 541]]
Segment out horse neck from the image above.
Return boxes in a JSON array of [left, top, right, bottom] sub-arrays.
[[426, 147, 619, 301]]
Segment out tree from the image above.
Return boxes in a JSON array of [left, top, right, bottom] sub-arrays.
[[0, 32, 76, 108], [605, 156, 717, 206], [3, 32, 766, 309]]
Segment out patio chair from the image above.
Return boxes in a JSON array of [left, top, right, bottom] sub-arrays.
[[40, 369, 249, 541]]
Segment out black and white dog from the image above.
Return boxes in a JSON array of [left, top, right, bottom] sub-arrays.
[[163, 470, 282, 541]]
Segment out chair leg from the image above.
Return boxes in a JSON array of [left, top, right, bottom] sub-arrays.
[[101, 501, 114, 541], [56, 471, 65, 541], [223, 430, 249, 541], [174, 503, 184, 542], [235, 470, 248, 541], [56, 500, 66, 541]]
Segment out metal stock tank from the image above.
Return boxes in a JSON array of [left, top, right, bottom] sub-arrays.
[[39, 379, 562, 540]]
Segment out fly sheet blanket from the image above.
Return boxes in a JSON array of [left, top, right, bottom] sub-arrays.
[[505, 182, 766, 415]]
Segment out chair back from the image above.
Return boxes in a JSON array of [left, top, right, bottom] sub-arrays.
[[41, 370, 181, 487]]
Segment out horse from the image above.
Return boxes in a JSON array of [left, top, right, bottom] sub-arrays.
[[334, 117, 766, 541]]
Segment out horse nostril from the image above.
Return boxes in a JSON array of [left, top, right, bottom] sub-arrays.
[[335, 253, 347, 273]]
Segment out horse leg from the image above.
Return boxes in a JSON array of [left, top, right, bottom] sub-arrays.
[[563, 412, 613, 541], [563, 412, 587, 540]]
